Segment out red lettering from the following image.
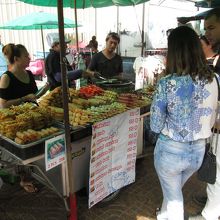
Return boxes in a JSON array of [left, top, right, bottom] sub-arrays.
[[130, 112, 134, 116], [97, 130, 105, 137], [102, 156, 110, 163], [96, 144, 104, 152], [127, 154, 133, 159], [127, 146, 132, 152], [129, 119, 134, 124], [129, 132, 137, 139]]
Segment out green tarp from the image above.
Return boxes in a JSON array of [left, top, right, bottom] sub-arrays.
[[0, 11, 81, 30], [18, 0, 150, 8]]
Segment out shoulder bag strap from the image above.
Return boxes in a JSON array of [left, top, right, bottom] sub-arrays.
[[214, 74, 220, 101], [212, 74, 220, 154]]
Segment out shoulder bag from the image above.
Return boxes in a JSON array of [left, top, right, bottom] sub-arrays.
[[197, 74, 219, 184]]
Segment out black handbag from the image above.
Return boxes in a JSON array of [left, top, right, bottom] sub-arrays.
[[197, 74, 219, 184], [197, 140, 217, 184]]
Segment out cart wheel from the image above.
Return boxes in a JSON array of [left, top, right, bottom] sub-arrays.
[[98, 189, 121, 206]]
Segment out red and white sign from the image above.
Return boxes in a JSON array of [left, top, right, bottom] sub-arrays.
[[89, 108, 140, 208]]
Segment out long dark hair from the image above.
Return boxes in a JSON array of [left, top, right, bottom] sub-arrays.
[[165, 26, 213, 82]]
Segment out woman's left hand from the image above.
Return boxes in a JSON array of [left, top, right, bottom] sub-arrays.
[[23, 93, 37, 102], [83, 70, 95, 78]]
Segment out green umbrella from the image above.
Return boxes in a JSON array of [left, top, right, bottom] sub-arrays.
[[0, 11, 80, 30], [18, 0, 149, 8], [18, 0, 150, 53], [0, 11, 81, 59], [18, 0, 150, 51]]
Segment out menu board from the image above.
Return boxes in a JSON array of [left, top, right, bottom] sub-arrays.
[[89, 108, 140, 208]]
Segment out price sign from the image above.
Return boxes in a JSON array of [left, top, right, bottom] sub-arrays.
[[45, 134, 66, 171], [89, 108, 140, 208]]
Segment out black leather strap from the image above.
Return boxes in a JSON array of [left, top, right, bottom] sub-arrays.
[[214, 74, 220, 101]]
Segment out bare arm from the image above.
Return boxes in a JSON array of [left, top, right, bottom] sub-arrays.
[[82, 70, 95, 78], [0, 74, 36, 108], [0, 94, 36, 109]]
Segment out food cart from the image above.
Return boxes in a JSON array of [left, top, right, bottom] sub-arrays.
[[0, 83, 154, 207]]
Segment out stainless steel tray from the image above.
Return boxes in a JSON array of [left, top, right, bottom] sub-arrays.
[[0, 129, 64, 149], [55, 121, 90, 131]]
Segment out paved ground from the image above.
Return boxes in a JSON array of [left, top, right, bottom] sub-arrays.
[[77, 149, 206, 220], [0, 148, 206, 220]]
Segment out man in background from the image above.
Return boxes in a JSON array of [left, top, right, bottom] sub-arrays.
[[189, 7, 220, 220], [200, 35, 220, 73], [45, 33, 95, 90], [204, 8, 220, 75], [87, 35, 98, 53]]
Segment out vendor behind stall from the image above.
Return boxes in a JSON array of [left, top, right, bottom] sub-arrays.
[[88, 32, 123, 80], [45, 33, 96, 90], [0, 43, 40, 192]]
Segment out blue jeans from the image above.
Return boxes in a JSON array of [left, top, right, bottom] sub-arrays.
[[154, 134, 206, 220]]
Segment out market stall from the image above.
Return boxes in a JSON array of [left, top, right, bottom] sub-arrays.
[[0, 84, 154, 206]]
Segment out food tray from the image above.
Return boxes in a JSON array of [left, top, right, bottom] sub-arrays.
[[0, 136, 44, 160], [55, 121, 92, 142], [0, 125, 64, 160], [55, 121, 90, 132], [0, 105, 150, 160], [0, 129, 64, 149]]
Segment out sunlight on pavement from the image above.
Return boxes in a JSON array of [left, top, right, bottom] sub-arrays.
[[136, 214, 153, 220]]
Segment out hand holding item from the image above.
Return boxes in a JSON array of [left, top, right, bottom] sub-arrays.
[[93, 71, 101, 78], [82, 70, 95, 78], [93, 71, 107, 80], [35, 82, 50, 98], [22, 93, 37, 102], [113, 74, 123, 80]]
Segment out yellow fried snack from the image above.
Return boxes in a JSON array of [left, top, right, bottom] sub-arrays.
[[15, 137, 25, 145]]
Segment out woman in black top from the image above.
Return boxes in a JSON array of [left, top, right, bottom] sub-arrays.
[[0, 44, 37, 108], [0, 43, 38, 193]]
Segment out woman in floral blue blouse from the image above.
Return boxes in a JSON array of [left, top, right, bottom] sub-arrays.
[[150, 26, 219, 220]]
